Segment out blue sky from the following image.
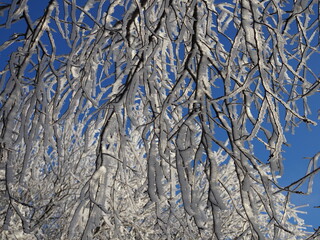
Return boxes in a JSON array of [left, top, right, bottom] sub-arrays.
[[280, 92, 320, 230], [1, 0, 319, 231]]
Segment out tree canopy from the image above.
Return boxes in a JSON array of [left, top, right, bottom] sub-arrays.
[[0, 0, 319, 239]]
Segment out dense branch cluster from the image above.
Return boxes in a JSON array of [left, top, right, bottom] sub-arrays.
[[0, 0, 319, 239]]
